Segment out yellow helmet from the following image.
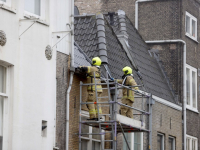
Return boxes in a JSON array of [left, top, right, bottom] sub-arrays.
[[92, 57, 102, 66], [122, 66, 132, 75]]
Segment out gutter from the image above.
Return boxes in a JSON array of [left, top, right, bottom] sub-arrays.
[[66, 0, 74, 150], [145, 40, 186, 150]]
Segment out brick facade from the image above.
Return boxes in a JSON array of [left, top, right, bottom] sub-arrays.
[[152, 102, 182, 150], [56, 52, 69, 149], [182, 1, 200, 149]]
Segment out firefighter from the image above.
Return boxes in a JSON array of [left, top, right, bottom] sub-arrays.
[[78, 57, 102, 120], [117, 66, 139, 118]]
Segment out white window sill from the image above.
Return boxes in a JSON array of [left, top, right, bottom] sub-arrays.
[[185, 33, 199, 43], [0, 3, 16, 14], [24, 13, 49, 26], [186, 106, 199, 113]]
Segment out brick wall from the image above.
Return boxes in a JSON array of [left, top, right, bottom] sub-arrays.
[[152, 102, 182, 150], [149, 43, 183, 103], [56, 52, 69, 149], [75, 0, 136, 24], [182, 1, 200, 149], [138, 0, 181, 41], [68, 73, 112, 149]]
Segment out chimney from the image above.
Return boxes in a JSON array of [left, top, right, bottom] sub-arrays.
[[96, 13, 108, 64], [117, 10, 128, 41]]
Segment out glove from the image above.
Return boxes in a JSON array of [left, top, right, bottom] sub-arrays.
[[110, 77, 114, 81]]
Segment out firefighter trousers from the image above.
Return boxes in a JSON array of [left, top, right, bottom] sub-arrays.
[[87, 91, 102, 119], [120, 98, 133, 118]]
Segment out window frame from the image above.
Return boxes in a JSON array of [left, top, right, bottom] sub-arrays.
[[0, 64, 8, 98], [157, 133, 165, 150], [185, 12, 198, 41], [168, 136, 175, 150], [186, 64, 198, 112], [186, 135, 198, 150], [80, 110, 104, 150], [0, 0, 11, 7], [24, 0, 46, 21], [122, 132, 143, 150], [0, 64, 10, 150]]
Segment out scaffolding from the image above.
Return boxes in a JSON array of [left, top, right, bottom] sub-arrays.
[[78, 72, 153, 150]]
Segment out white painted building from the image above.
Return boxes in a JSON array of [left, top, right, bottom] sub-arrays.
[[0, 0, 72, 149]]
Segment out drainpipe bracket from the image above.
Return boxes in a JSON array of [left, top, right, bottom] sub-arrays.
[[70, 67, 75, 72], [147, 98, 155, 105]]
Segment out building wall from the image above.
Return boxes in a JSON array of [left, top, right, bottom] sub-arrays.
[[149, 43, 183, 103], [0, 0, 71, 149], [75, 0, 136, 23], [181, 1, 200, 149], [152, 101, 182, 150], [56, 52, 69, 149]]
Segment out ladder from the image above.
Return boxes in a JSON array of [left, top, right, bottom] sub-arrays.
[[78, 71, 153, 150]]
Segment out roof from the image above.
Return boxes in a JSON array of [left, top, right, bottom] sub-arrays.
[[74, 44, 91, 68], [74, 13, 176, 104]]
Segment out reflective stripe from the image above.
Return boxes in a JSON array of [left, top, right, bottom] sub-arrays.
[[89, 109, 96, 114], [87, 85, 102, 91], [88, 66, 91, 73], [95, 109, 102, 114], [135, 87, 139, 90], [122, 96, 134, 102]]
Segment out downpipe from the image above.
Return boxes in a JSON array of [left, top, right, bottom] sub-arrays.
[[66, 0, 74, 149]]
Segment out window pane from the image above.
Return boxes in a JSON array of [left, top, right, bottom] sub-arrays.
[[123, 133, 131, 150], [92, 141, 100, 150], [192, 139, 196, 150], [134, 133, 141, 150], [192, 71, 196, 108], [157, 134, 163, 150], [186, 68, 190, 105], [81, 116, 89, 138], [169, 137, 174, 150], [186, 15, 190, 34], [92, 127, 101, 140], [0, 66, 6, 93], [192, 20, 196, 37], [186, 138, 190, 150], [25, 0, 40, 16], [81, 140, 88, 150]]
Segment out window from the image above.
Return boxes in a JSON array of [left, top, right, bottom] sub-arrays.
[[186, 64, 197, 111], [24, 0, 47, 20], [134, 132, 142, 150], [25, 0, 41, 16], [80, 111, 104, 150], [157, 133, 164, 150], [123, 132, 143, 150], [0, 65, 6, 150], [185, 12, 197, 41], [168, 136, 175, 150], [0, 0, 11, 7], [123, 133, 132, 150], [186, 135, 198, 150]]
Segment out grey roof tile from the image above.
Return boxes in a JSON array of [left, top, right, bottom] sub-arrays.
[[74, 45, 91, 68], [74, 14, 176, 104]]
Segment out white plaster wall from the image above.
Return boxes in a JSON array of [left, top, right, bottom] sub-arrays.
[[0, 0, 71, 149]]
